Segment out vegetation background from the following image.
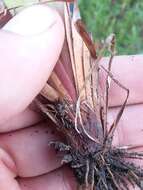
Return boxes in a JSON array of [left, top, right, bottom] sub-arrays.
[[4, 0, 143, 55], [79, 0, 143, 55]]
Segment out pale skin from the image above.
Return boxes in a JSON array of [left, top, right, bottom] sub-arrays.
[[0, 5, 143, 190]]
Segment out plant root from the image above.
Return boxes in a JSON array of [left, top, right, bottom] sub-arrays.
[[41, 100, 143, 190]]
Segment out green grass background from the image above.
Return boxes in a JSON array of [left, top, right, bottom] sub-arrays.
[[4, 0, 143, 55]]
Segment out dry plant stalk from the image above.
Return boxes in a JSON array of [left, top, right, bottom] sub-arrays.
[[0, 0, 12, 27], [1, 1, 143, 189]]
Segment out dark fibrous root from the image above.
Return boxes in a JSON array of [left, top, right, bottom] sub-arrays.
[[41, 101, 143, 190]]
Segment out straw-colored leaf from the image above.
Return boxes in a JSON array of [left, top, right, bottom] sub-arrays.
[[82, 42, 93, 108], [49, 72, 71, 100], [72, 21, 86, 99], [41, 83, 60, 101], [71, 2, 86, 100], [64, 3, 77, 92]]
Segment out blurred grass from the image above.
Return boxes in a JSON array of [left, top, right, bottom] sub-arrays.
[[4, 0, 38, 7], [4, 0, 143, 55], [79, 0, 143, 55]]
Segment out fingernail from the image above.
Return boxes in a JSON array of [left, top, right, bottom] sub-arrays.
[[3, 5, 60, 36]]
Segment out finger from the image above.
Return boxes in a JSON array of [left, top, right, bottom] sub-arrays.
[[18, 166, 76, 190], [2, 104, 141, 189], [0, 5, 64, 125], [108, 104, 143, 147], [100, 55, 143, 107], [0, 148, 20, 190], [18, 166, 139, 190], [0, 108, 43, 133], [108, 104, 143, 190], [0, 122, 63, 178]]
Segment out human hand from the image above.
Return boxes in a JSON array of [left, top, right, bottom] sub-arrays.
[[0, 5, 74, 190], [0, 4, 143, 190], [103, 55, 143, 190]]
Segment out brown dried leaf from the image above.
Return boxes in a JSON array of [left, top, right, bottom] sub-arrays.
[[75, 20, 97, 59], [0, 0, 12, 28]]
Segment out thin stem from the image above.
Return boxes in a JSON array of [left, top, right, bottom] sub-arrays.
[[104, 54, 114, 136], [106, 166, 120, 190], [104, 34, 115, 138], [85, 160, 90, 188], [91, 167, 95, 190], [100, 65, 129, 143]]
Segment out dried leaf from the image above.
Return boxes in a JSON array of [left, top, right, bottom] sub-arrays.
[[49, 72, 71, 100], [0, 0, 12, 28], [41, 83, 60, 101], [64, 3, 78, 93], [82, 43, 93, 107]]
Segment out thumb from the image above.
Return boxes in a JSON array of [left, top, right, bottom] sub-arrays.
[[0, 5, 64, 124]]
